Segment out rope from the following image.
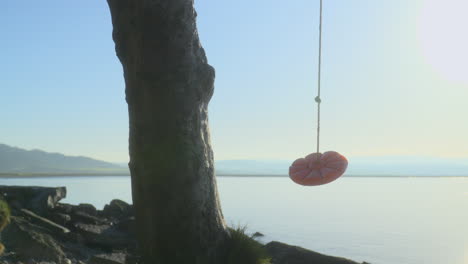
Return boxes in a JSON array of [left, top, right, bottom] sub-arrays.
[[315, 0, 323, 154]]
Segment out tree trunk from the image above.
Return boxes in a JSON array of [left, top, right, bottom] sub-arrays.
[[107, 1, 228, 263]]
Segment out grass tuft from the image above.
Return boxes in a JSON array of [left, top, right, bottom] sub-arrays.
[[224, 226, 271, 264]]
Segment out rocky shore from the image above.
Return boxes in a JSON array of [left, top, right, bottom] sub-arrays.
[[0, 186, 367, 264]]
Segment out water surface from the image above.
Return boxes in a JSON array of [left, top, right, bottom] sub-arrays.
[[1, 176, 467, 264]]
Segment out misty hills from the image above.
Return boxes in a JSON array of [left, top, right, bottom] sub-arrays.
[[345, 156, 468, 176], [216, 156, 468, 177], [0, 144, 128, 175], [1, 143, 467, 176]]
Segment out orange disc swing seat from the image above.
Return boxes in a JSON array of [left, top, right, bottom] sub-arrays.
[[288, 0, 348, 186], [289, 151, 348, 186]]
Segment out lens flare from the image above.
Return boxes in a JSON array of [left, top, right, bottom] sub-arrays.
[[417, 0, 468, 84]]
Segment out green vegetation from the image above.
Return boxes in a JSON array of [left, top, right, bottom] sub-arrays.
[[0, 199, 10, 231], [0, 199, 10, 255], [224, 226, 271, 264]]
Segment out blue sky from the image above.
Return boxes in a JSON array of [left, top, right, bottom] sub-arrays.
[[1, 0, 467, 162]]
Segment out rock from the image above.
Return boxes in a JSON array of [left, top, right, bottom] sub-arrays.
[[53, 203, 74, 214], [0, 186, 66, 215], [266, 241, 362, 264], [2, 216, 66, 263], [76, 204, 97, 216], [0, 186, 139, 263], [72, 211, 109, 225], [74, 223, 134, 250], [102, 200, 133, 219], [114, 217, 136, 235], [49, 213, 71, 226], [252, 232, 264, 238], [89, 253, 127, 264], [19, 209, 70, 234]]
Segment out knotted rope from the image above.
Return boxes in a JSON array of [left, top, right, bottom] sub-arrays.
[[315, 0, 323, 154]]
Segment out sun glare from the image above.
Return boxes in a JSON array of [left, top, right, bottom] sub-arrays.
[[418, 0, 468, 84]]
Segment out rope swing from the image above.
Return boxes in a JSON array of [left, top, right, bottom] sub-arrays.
[[289, 0, 348, 186], [315, 0, 323, 155]]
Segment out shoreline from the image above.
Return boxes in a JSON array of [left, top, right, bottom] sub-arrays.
[[1, 173, 467, 178], [0, 185, 367, 264]]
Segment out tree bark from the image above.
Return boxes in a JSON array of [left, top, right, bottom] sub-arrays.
[[107, 1, 228, 263]]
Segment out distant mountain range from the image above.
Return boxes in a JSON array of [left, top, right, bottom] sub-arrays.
[[0, 144, 128, 175], [1, 143, 467, 176], [216, 157, 468, 176], [344, 156, 468, 176]]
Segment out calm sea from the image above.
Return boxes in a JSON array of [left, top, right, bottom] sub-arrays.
[[1, 176, 467, 264]]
